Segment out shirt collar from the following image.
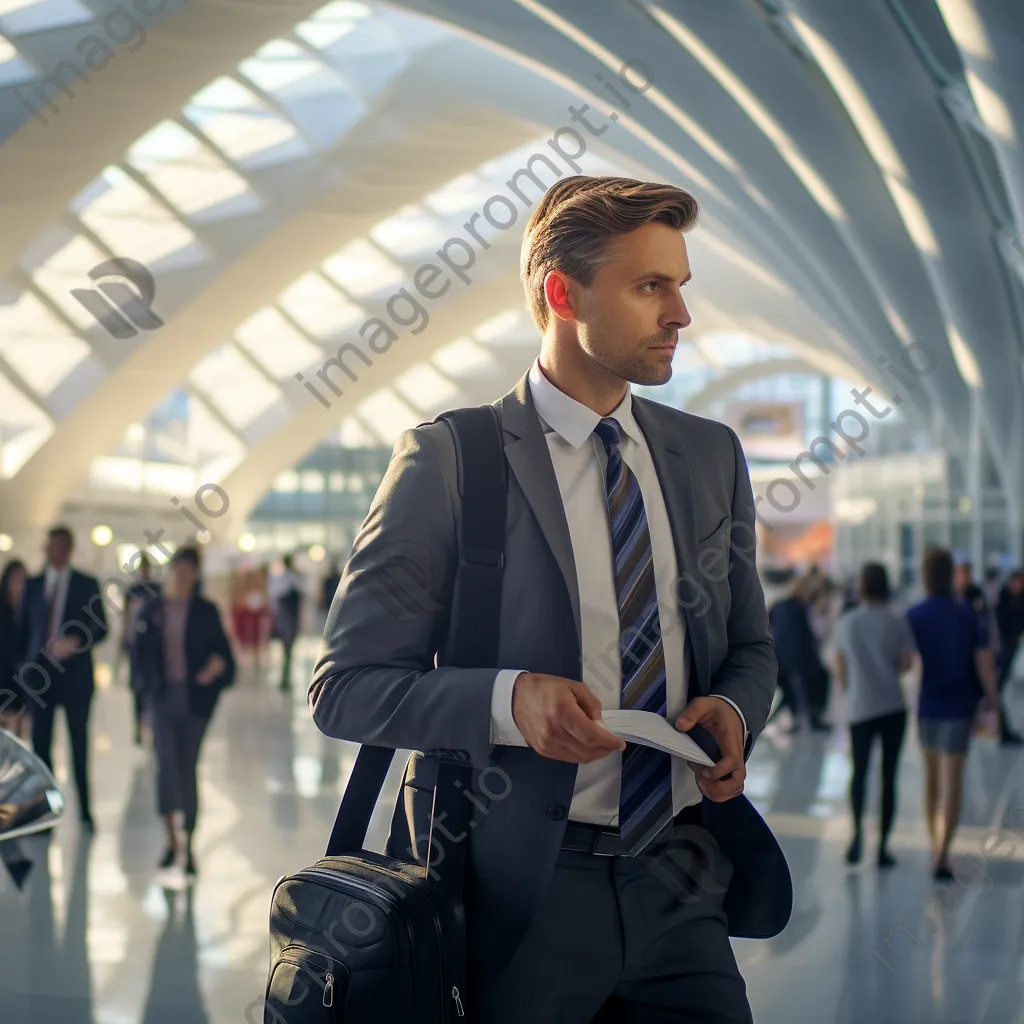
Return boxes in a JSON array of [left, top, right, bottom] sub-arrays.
[[527, 357, 643, 450]]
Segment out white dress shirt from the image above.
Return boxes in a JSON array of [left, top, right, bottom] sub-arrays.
[[489, 358, 746, 827], [44, 564, 71, 639]]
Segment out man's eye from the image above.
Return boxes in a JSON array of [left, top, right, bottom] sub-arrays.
[[641, 281, 659, 292]]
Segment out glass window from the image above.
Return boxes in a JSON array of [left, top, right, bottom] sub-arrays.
[[89, 455, 143, 493], [73, 166, 208, 270], [273, 470, 299, 493], [143, 461, 197, 496], [370, 204, 445, 259], [278, 274, 365, 339], [189, 345, 282, 429], [26, 232, 112, 330], [294, 0, 370, 50], [0, 290, 91, 396], [185, 77, 309, 169], [127, 120, 261, 222], [338, 415, 378, 448], [422, 171, 495, 217], [0, 0, 92, 35], [322, 238, 404, 298], [474, 308, 525, 344], [394, 362, 458, 410], [301, 470, 325, 492], [0, 371, 52, 477], [356, 389, 420, 446], [236, 307, 325, 379], [0, 33, 33, 85], [239, 38, 349, 100], [432, 337, 499, 378]]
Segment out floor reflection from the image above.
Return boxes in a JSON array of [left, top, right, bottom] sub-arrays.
[[0, 639, 1021, 1023], [141, 887, 207, 1024]]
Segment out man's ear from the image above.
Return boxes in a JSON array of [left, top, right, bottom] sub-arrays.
[[543, 269, 577, 323]]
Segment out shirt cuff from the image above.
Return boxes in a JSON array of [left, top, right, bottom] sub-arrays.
[[490, 669, 530, 747], [710, 694, 748, 743]]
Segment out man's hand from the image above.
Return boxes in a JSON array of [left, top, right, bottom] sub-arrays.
[[196, 654, 227, 686], [512, 673, 626, 763], [675, 697, 746, 802]]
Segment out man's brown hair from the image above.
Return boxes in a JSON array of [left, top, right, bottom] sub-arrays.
[[922, 546, 953, 597], [519, 175, 700, 330]]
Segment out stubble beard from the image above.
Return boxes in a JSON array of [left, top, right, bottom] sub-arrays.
[[603, 328, 677, 387]]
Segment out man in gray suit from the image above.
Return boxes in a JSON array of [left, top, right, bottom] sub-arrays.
[[311, 175, 782, 1022]]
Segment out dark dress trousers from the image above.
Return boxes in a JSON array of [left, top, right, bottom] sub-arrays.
[[20, 569, 108, 821]]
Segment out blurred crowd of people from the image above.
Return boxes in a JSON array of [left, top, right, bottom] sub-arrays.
[[4, 521, 1021, 890], [767, 551, 1024, 881], [0, 529, 345, 877]]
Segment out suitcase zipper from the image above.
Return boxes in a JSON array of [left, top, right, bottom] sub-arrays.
[[323, 972, 334, 1008], [297, 864, 465, 1021]]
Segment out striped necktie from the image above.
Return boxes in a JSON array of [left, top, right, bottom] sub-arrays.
[[593, 417, 674, 856]]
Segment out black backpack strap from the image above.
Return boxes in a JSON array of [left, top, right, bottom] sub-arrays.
[[438, 404, 508, 668], [325, 404, 508, 875]]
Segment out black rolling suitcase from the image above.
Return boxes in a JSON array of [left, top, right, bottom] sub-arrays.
[[261, 405, 507, 1023]]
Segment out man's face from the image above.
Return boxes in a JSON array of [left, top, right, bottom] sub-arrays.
[[47, 532, 71, 568], [571, 221, 691, 387], [955, 565, 972, 592]]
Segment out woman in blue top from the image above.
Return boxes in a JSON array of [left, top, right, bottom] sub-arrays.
[[906, 547, 999, 880]]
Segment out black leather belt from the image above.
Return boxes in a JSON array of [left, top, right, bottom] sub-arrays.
[[561, 803, 703, 858], [560, 822, 624, 857]]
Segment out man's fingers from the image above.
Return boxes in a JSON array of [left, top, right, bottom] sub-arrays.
[[562, 704, 624, 751], [697, 772, 746, 802], [546, 730, 611, 764], [699, 754, 743, 782], [567, 681, 603, 720]]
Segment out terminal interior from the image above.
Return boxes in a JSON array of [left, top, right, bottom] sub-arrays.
[[1, 1, 1024, 1021]]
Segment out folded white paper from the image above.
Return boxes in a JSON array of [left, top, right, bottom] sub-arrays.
[[601, 710, 714, 766]]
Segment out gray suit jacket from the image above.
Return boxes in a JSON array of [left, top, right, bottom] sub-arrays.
[[310, 371, 779, 982]]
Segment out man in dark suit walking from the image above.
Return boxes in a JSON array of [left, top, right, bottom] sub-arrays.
[[20, 525, 108, 832], [311, 176, 787, 1022]]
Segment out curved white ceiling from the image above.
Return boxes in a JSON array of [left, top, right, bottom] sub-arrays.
[[0, 0, 1020, 536]]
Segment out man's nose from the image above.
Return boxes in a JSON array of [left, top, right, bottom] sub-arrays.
[[662, 296, 691, 331]]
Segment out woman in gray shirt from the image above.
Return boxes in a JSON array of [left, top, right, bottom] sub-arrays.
[[830, 562, 916, 868]]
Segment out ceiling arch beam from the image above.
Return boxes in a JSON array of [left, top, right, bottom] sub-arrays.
[[784, 0, 1024, 517], [1, 33, 878, 529], [384, 0, 951, 431]]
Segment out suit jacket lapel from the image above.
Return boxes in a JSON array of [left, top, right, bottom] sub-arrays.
[[496, 374, 583, 656], [632, 397, 709, 695]]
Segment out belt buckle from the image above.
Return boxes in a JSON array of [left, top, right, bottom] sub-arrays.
[[590, 828, 619, 857]]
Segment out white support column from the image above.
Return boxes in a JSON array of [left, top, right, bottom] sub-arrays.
[[967, 384, 984, 571]]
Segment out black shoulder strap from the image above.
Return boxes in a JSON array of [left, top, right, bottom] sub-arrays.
[[325, 404, 508, 865], [438, 404, 508, 668]]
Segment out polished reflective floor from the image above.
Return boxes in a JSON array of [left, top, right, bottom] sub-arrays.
[[2, 639, 1022, 1023]]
